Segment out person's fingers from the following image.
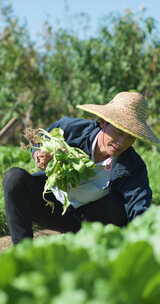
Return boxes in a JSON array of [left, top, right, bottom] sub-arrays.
[[33, 150, 53, 169]]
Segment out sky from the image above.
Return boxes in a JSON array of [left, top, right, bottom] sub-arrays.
[[5, 0, 160, 44]]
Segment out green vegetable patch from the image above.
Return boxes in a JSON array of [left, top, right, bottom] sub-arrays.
[[0, 205, 160, 303]]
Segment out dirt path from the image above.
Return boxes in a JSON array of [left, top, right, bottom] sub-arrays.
[[0, 230, 60, 252]]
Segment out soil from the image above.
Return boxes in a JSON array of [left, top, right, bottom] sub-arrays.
[[0, 230, 60, 253]]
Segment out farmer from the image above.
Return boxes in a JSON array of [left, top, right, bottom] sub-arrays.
[[3, 92, 160, 244]]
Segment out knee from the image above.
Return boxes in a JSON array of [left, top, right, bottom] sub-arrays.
[[3, 167, 29, 193]]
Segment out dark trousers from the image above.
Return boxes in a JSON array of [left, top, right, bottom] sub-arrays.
[[3, 167, 128, 244]]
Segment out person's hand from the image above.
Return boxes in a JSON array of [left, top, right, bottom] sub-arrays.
[[33, 150, 53, 170]]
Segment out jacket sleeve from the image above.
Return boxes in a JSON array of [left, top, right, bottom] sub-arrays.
[[117, 163, 152, 221], [46, 117, 72, 133]]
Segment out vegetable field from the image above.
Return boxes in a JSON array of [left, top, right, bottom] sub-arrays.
[[0, 206, 160, 303], [0, 145, 160, 303], [0, 2, 160, 302]]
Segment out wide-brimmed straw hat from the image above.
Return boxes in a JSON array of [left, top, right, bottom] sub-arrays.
[[77, 91, 160, 145]]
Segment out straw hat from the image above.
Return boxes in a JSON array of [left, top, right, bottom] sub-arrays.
[[77, 91, 160, 145]]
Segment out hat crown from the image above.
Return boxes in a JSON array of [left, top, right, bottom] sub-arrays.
[[109, 92, 147, 120]]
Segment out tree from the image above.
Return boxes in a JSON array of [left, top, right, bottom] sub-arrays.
[[0, 2, 159, 144]]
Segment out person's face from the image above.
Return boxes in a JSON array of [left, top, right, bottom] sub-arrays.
[[98, 122, 136, 157]]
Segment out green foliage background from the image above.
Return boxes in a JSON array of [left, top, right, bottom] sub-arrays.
[[0, 3, 160, 138]]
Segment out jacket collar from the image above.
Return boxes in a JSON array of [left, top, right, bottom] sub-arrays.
[[111, 147, 134, 180]]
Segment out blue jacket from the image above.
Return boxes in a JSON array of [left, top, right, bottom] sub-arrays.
[[47, 116, 152, 222]]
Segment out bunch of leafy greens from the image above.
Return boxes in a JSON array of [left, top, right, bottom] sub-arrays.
[[27, 128, 96, 214]]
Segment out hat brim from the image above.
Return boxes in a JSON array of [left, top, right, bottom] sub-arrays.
[[77, 104, 160, 146]]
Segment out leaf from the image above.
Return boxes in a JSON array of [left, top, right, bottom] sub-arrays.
[[50, 128, 64, 138]]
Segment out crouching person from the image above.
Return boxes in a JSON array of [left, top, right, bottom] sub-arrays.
[[3, 92, 159, 244]]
